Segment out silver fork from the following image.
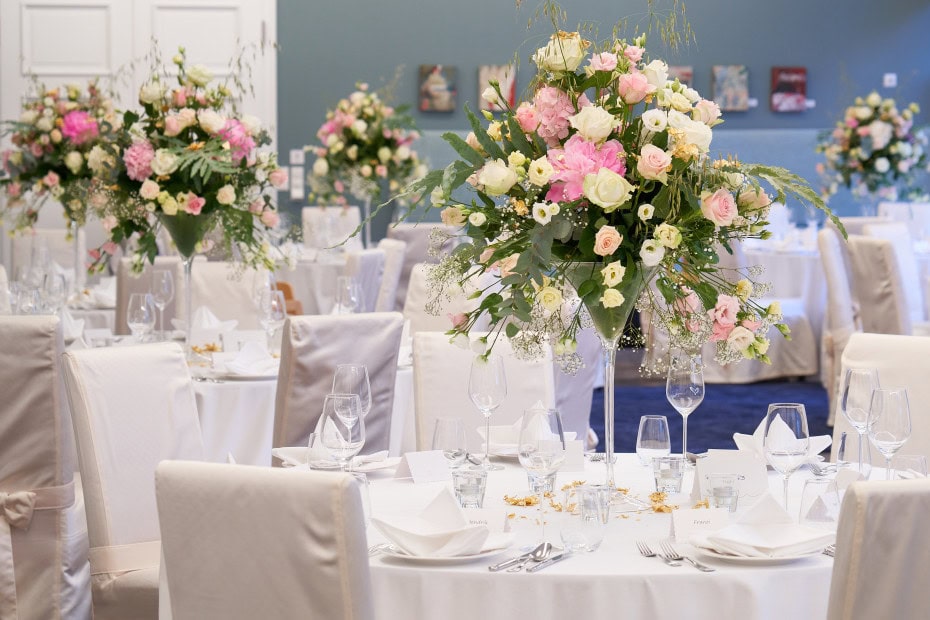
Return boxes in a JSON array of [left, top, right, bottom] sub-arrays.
[[809, 461, 837, 476], [368, 543, 393, 556], [823, 544, 836, 557], [636, 540, 680, 566], [659, 541, 715, 572]]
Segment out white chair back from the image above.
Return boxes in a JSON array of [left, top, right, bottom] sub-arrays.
[[846, 235, 910, 334], [344, 249, 386, 313], [182, 260, 263, 330], [862, 222, 925, 325], [0, 264, 10, 314], [403, 263, 493, 334], [878, 201, 930, 238], [832, 332, 930, 462], [837, 215, 894, 236], [156, 461, 373, 620], [828, 479, 930, 620], [0, 316, 90, 619], [412, 332, 556, 452], [274, 313, 404, 453], [765, 202, 791, 239], [61, 342, 204, 618], [375, 238, 407, 312], [302, 206, 364, 253], [115, 256, 182, 335], [385, 222, 460, 308]]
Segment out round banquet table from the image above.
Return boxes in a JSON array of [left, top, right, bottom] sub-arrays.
[[192, 376, 278, 466], [275, 253, 345, 315], [367, 455, 833, 620], [68, 306, 116, 331]]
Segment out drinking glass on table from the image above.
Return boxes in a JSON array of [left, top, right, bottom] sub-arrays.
[[518, 407, 566, 542], [151, 269, 175, 340], [840, 367, 879, 477], [333, 276, 362, 314], [432, 418, 467, 468], [636, 415, 671, 466], [319, 393, 365, 472], [666, 349, 704, 460], [258, 288, 287, 353], [332, 364, 371, 417], [868, 387, 912, 480], [799, 478, 841, 530], [469, 354, 507, 471], [251, 269, 277, 310], [763, 403, 810, 512], [892, 454, 928, 479], [42, 273, 67, 314], [127, 293, 156, 342]]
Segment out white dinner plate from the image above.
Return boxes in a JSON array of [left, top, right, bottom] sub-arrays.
[[694, 547, 825, 565], [378, 546, 510, 565], [308, 457, 402, 473]]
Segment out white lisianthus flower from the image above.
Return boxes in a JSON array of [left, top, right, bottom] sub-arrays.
[[150, 149, 180, 176], [669, 92, 692, 113], [64, 151, 83, 174], [139, 81, 165, 104], [507, 151, 527, 169], [377, 146, 392, 164], [682, 87, 701, 103], [470, 338, 488, 356], [582, 168, 634, 212], [533, 31, 589, 72], [637, 203, 655, 221], [528, 156, 554, 186], [482, 86, 499, 105], [868, 120, 893, 150], [532, 201, 559, 225], [451, 333, 470, 350], [216, 184, 236, 205], [468, 212, 487, 226], [640, 109, 668, 133], [600, 288, 625, 308], [641, 59, 669, 89], [654, 223, 682, 248], [312, 158, 329, 176], [476, 159, 518, 195], [639, 239, 666, 267], [430, 186, 446, 206], [600, 261, 626, 287], [874, 157, 891, 173], [197, 109, 226, 134], [87, 145, 115, 175], [486, 121, 502, 141], [767, 301, 783, 319], [568, 105, 616, 143], [140, 179, 160, 200], [440, 206, 467, 227], [537, 286, 563, 313], [186, 64, 213, 87]]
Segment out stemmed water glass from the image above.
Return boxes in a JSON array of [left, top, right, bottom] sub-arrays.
[[840, 367, 879, 476], [469, 354, 507, 471], [42, 273, 67, 314], [334, 276, 362, 314], [332, 364, 371, 417], [151, 269, 175, 340], [252, 270, 277, 310], [518, 407, 566, 542], [763, 403, 810, 512], [636, 415, 671, 466], [666, 350, 704, 460], [258, 288, 287, 353], [127, 293, 156, 342], [319, 393, 366, 472], [868, 387, 912, 480]]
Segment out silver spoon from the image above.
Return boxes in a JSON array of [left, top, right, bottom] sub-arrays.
[[506, 542, 553, 572]]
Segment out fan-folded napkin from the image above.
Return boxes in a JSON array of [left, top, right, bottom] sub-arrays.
[[733, 416, 831, 461], [217, 341, 278, 376], [171, 306, 238, 332]]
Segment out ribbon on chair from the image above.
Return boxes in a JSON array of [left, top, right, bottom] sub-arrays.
[[0, 481, 75, 620]]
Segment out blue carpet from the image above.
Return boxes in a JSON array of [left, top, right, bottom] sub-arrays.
[[589, 381, 831, 454]]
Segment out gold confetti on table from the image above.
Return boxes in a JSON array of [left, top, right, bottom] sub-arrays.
[[503, 494, 539, 507], [191, 343, 221, 354], [648, 491, 679, 513], [693, 499, 710, 509]]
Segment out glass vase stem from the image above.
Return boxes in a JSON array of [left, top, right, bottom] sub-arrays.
[[363, 195, 372, 249], [71, 220, 84, 294], [183, 255, 194, 356], [600, 335, 619, 490], [682, 416, 688, 459]]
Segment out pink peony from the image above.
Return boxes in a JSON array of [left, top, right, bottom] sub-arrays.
[[184, 193, 206, 215], [515, 102, 540, 133], [617, 72, 655, 104], [268, 168, 288, 189], [260, 209, 279, 227], [218, 119, 256, 163], [700, 189, 737, 227], [709, 294, 740, 326], [61, 110, 99, 145], [588, 52, 618, 72], [534, 87, 589, 147], [546, 135, 625, 202], [123, 141, 155, 182]]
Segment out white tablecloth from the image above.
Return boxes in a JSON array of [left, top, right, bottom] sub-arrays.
[[275, 255, 345, 315], [367, 455, 833, 620], [193, 378, 278, 466], [68, 306, 116, 331]]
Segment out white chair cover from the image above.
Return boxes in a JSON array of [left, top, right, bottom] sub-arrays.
[[818, 229, 861, 426], [862, 222, 927, 325], [0, 316, 91, 619], [0, 265, 10, 314], [766, 202, 791, 239], [828, 479, 930, 620], [115, 257, 182, 336], [344, 249, 386, 313], [837, 216, 894, 236], [403, 263, 493, 334], [375, 238, 407, 312], [62, 342, 204, 619], [156, 461, 373, 620], [302, 206, 364, 253], [385, 222, 460, 308], [11, 227, 86, 278], [846, 235, 911, 335], [412, 332, 556, 452], [831, 332, 930, 463], [553, 325, 601, 445], [181, 260, 262, 330], [274, 313, 404, 454]]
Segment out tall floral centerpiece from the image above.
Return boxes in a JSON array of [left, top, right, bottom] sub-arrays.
[[816, 92, 928, 213], [400, 29, 834, 489], [88, 49, 288, 350], [307, 82, 427, 247], [0, 81, 117, 287]]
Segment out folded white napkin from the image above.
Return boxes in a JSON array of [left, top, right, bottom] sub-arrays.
[[171, 306, 238, 332], [272, 445, 389, 469], [477, 415, 576, 455], [693, 493, 834, 558], [372, 489, 492, 557], [216, 341, 278, 376], [91, 277, 116, 308], [733, 416, 831, 462], [60, 308, 85, 342]]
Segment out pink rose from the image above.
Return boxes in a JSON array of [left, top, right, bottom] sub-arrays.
[[185, 193, 206, 215], [588, 52, 618, 72], [448, 312, 468, 328], [43, 171, 60, 187], [515, 102, 539, 133], [593, 225, 623, 256], [101, 241, 118, 255], [268, 168, 288, 189], [375, 165, 388, 177], [844, 118, 858, 128], [249, 199, 264, 214], [710, 294, 740, 326], [334, 180, 345, 193], [172, 88, 188, 107], [700, 188, 737, 227], [636, 144, 672, 183], [617, 72, 655, 104], [685, 317, 703, 333], [260, 209, 280, 227], [164, 115, 182, 137], [30, 143, 43, 158], [123, 141, 155, 182], [623, 45, 644, 63], [61, 110, 99, 145], [692, 99, 721, 124]]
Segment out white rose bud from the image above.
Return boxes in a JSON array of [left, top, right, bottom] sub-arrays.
[[186, 64, 213, 87], [64, 151, 84, 174], [482, 86, 499, 105]]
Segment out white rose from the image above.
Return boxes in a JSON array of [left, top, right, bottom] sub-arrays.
[[868, 120, 893, 150], [866, 92, 882, 107], [874, 157, 891, 173], [638, 203, 655, 221], [216, 184, 236, 205], [360, 164, 373, 177], [139, 81, 165, 105], [537, 286, 563, 314], [198, 109, 226, 134], [898, 161, 911, 174], [476, 159, 518, 195], [240, 114, 261, 135], [36, 117, 53, 132], [672, 116, 712, 152], [19, 110, 38, 125], [641, 59, 669, 89], [568, 105, 616, 143], [396, 145, 411, 161], [640, 109, 668, 133], [312, 158, 329, 176], [64, 151, 83, 174], [346, 145, 358, 160], [150, 149, 179, 176], [351, 119, 368, 136], [140, 179, 160, 200], [854, 106, 872, 121], [468, 212, 487, 226], [377, 146, 392, 164], [600, 288, 625, 309], [186, 64, 212, 87], [582, 168, 635, 212], [533, 31, 588, 72], [601, 261, 626, 287], [528, 156, 554, 186], [727, 325, 755, 353], [639, 239, 666, 267]]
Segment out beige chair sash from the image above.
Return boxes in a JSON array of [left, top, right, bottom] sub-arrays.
[[88, 540, 161, 576]]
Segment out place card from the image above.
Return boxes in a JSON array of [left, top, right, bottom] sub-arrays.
[[393, 450, 451, 484], [561, 439, 585, 472], [691, 450, 768, 503], [463, 508, 511, 534], [670, 507, 729, 543]]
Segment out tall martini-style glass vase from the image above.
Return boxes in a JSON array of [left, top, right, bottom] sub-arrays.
[[563, 261, 657, 496], [70, 220, 85, 294]]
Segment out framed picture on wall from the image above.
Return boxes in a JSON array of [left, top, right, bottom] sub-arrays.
[[712, 65, 749, 111], [770, 67, 807, 113], [478, 64, 516, 112], [668, 65, 693, 87], [418, 65, 458, 113]]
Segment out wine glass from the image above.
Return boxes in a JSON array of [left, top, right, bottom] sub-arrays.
[[332, 364, 371, 417], [151, 269, 175, 340], [868, 387, 912, 480], [636, 415, 671, 466], [432, 418, 467, 468], [252, 269, 277, 310], [518, 407, 565, 542], [319, 393, 365, 471], [666, 350, 704, 460], [468, 354, 507, 471], [763, 403, 810, 511], [127, 293, 156, 342], [840, 367, 879, 477], [333, 276, 362, 314], [41, 273, 67, 314], [259, 288, 287, 353]]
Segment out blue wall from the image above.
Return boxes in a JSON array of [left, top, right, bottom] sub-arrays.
[[277, 0, 930, 222]]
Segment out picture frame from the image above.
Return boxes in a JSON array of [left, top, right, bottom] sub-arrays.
[[668, 65, 694, 88], [770, 67, 807, 113], [478, 64, 516, 112], [712, 65, 749, 112], [418, 65, 458, 113]]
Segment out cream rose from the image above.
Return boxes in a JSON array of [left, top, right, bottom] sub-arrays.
[[140, 179, 160, 200], [477, 159, 518, 195], [19, 110, 37, 125], [692, 99, 722, 124], [593, 225, 623, 256], [600, 261, 626, 287], [139, 81, 165, 104], [538, 286, 563, 313], [600, 288, 625, 309], [568, 105, 616, 143], [533, 31, 589, 72], [216, 184, 236, 205], [151, 149, 179, 176], [528, 156, 554, 186], [377, 146, 392, 164], [583, 168, 635, 212], [198, 109, 226, 135], [735, 279, 753, 301], [654, 223, 682, 248], [468, 212, 487, 226], [668, 92, 692, 113], [351, 119, 368, 137], [700, 188, 738, 227], [636, 144, 672, 184], [186, 64, 212, 86], [87, 145, 114, 175], [64, 151, 83, 174], [639, 239, 666, 267]]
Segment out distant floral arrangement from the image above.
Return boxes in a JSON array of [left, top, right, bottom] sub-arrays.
[[817, 91, 928, 202]]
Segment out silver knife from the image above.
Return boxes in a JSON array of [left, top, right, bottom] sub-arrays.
[[488, 552, 532, 572], [526, 552, 571, 573]]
